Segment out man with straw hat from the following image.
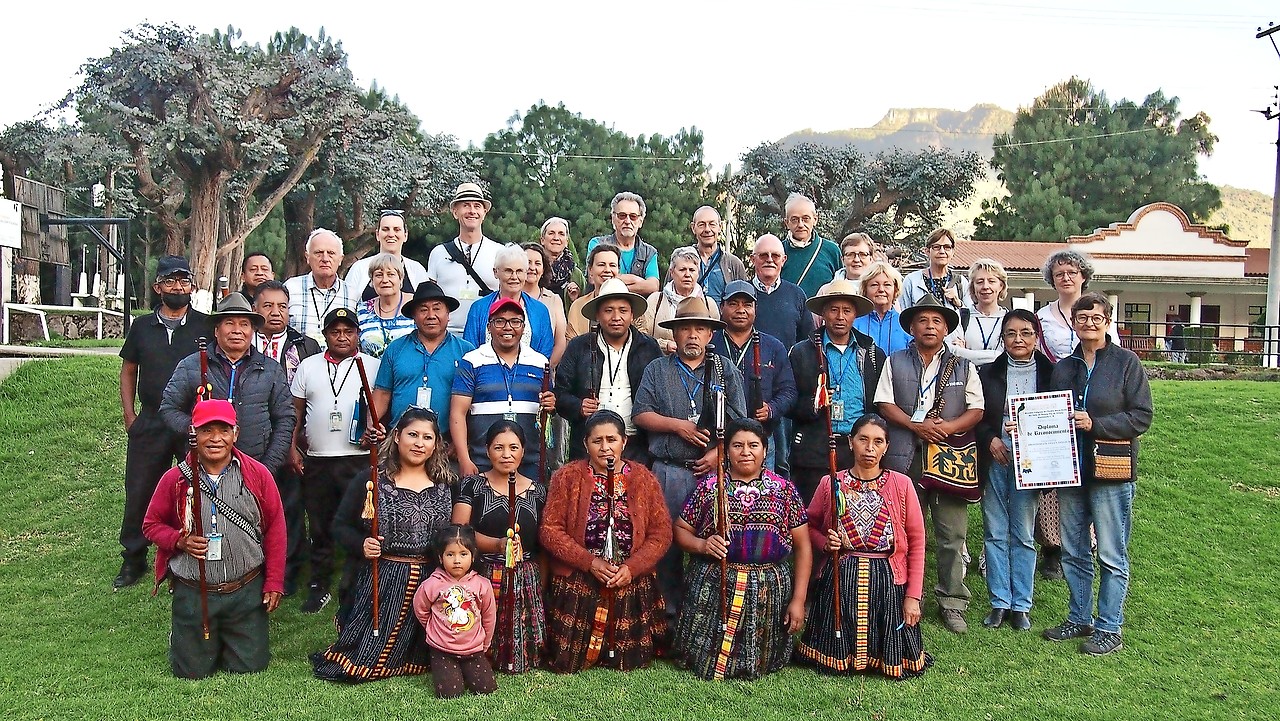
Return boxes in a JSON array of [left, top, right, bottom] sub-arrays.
[[786, 279, 886, 502], [634, 297, 747, 620], [554, 277, 662, 463], [160, 292, 296, 481], [874, 293, 985, 635], [427, 182, 502, 334]]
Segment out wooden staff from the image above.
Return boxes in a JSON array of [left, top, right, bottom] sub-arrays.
[[751, 329, 764, 418], [353, 355, 382, 637], [537, 362, 552, 486], [602, 456, 619, 659], [712, 354, 729, 632], [812, 330, 842, 639], [193, 338, 211, 638], [500, 471, 519, 671]]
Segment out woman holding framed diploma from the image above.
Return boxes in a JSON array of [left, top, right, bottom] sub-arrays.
[[1044, 293, 1152, 657], [975, 309, 1054, 631]]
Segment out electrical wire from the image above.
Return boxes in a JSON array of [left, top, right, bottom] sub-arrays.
[[992, 127, 1158, 148]]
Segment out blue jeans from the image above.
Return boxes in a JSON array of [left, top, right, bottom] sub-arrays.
[[981, 460, 1039, 612], [1057, 482, 1134, 633]]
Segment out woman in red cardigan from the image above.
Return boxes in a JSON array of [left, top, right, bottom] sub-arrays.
[[539, 410, 672, 673], [796, 413, 932, 680]]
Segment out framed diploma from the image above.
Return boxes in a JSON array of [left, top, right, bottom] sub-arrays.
[[1008, 390, 1080, 490]]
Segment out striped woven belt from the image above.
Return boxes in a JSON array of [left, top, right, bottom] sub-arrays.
[[379, 554, 429, 564]]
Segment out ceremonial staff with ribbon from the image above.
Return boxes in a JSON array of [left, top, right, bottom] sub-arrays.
[[353, 355, 382, 637], [501, 471, 519, 671], [811, 328, 843, 639]]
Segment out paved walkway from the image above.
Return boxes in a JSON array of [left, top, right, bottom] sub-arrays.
[[0, 345, 118, 384]]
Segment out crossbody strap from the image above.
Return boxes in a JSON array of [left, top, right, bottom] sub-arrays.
[[443, 240, 494, 294], [178, 461, 263, 544]]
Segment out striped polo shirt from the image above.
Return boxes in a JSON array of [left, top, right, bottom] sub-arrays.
[[452, 343, 549, 475]]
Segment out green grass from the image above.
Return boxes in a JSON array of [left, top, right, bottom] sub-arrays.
[[25, 337, 125, 348], [0, 358, 1277, 720]]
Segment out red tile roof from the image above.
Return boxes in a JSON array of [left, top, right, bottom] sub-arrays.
[[1246, 247, 1270, 277], [952, 240, 1063, 273]]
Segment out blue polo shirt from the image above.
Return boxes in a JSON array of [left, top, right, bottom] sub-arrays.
[[374, 331, 474, 425], [855, 309, 913, 356], [452, 343, 549, 475], [823, 331, 865, 435]]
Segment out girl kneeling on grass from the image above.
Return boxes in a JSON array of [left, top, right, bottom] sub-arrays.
[[413, 525, 497, 698]]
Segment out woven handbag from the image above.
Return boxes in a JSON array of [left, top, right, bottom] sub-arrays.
[[919, 356, 981, 502]]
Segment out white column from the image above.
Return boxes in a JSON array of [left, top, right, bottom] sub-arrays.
[[1189, 293, 1203, 326]]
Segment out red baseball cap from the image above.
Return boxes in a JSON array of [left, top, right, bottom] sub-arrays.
[[488, 297, 526, 319], [192, 399, 237, 428]]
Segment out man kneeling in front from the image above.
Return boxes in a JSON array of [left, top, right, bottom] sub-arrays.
[[143, 399, 286, 679]]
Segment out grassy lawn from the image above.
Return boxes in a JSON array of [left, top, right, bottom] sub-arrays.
[[0, 358, 1276, 720]]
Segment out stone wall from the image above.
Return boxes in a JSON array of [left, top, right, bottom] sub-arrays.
[[5, 310, 125, 343]]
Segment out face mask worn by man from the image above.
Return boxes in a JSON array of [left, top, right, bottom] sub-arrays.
[[161, 292, 190, 310]]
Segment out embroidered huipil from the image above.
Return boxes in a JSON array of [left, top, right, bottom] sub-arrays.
[[584, 464, 634, 563], [837, 471, 895, 553], [681, 469, 807, 564]]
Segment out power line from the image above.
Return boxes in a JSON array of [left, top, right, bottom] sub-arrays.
[[993, 126, 1167, 147], [472, 149, 692, 161]]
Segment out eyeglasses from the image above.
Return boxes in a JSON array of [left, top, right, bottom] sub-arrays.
[[1002, 330, 1037, 340], [402, 404, 439, 420], [928, 244, 954, 251], [843, 251, 872, 260], [1053, 270, 1081, 280], [693, 220, 720, 229], [496, 267, 526, 277], [379, 209, 404, 218], [1073, 314, 1109, 327], [787, 215, 815, 224], [614, 212, 642, 222], [489, 317, 526, 329], [158, 278, 193, 290]]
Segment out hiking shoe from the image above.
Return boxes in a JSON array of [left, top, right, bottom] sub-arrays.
[[301, 586, 331, 614], [1042, 620, 1094, 641], [939, 608, 968, 634], [113, 560, 147, 590], [1080, 631, 1123, 656]]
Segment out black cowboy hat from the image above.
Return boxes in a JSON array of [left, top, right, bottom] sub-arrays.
[[401, 280, 460, 317]]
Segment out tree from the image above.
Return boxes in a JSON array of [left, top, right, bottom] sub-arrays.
[[728, 141, 985, 250], [67, 23, 362, 289], [435, 103, 710, 267], [974, 77, 1221, 241]]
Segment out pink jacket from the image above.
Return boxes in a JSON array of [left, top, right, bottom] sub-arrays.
[[413, 568, 496, 656], [142, 449, 287, 594], [806, 469, 926, 600]]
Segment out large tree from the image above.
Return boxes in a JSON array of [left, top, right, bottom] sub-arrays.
[[67, 23, 362, 289], [728, 141, 985, 250], [974, 77, 1221, 241], [437, 103, 710, 265]]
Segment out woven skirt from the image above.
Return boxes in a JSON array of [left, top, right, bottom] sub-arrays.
[[544, 569, 667, 673], [311, 559, 431, 682], [796, 554, 932, 680], [673, 557, 794, 681], [479, 558, 546, 674]]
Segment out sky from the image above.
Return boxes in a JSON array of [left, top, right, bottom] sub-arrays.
[[3, 0, 1279, 195]]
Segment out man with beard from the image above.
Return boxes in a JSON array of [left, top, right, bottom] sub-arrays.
[[875, 294, 985, 635], [709, 280, 797, 471], [372, 281, 474, 426], [633, 299, 746, 619], [778, 193, 841, 298], [427, 183, 503, 334], [160, 293, 296, 484], [586, 192, 659, 296], [290, 308, 379, 613], [115, 256, 213, 589], [284, 229, 359, 343], [689, 206, 748, 304], [554, 277, 662, 463], [344, 210, 430, 301], [252, 280, 320, 595], [450, 299, 555, 479], [565, 243, 622, 339], [786, 280, 886, 502], [240, 253, 275, 301]]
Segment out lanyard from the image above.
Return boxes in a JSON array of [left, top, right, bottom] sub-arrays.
[[1079, 359, 1095, 409], [674, 357, 704, 412], [418, 335, 447, 386], [698, 249, 722, 286], [457, 238, 480, 267], [1056, 302, 1077, 350], [925, 267, 951, 302], [918, 358, 941, 407], [326, 353, 357, 408], [974, 314, 1000, 350], [226, 359, 242, 403], [725, 334, 751, 370], [601, 333, 630, 391], [827, 336, 858, 391], [309, 282, 338, 325], [200, 468, 221, 535], [500, 347, 522, 407]]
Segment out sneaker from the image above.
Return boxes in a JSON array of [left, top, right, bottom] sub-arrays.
[[301, 586, 331, 614], [1080, 630, 1123, 656], [113, 560, 147, 590], [1042, 620, 1095, 641], [939, 608, 968, 634]]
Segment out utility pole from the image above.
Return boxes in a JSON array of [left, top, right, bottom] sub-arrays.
[[1258, 22, 1280, 367]]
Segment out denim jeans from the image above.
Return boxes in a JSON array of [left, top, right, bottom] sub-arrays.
[[981, 459, 1039, 612], [1057, 482, 1134, 633]]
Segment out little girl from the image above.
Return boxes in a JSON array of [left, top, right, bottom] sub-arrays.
[[413, 525, 498, 698]]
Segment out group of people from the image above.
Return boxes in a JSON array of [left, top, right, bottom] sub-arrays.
[[117, 184, 1153, 693]]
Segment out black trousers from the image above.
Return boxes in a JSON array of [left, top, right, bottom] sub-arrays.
[[790, 438, 855, 503], [170, 574, 269, 679], [275, 466, 308, 588], [121, 411, 187, 565], [301, 454, 367, 589]]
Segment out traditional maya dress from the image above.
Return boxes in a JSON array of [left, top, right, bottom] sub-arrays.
[[311, 472, 454, 681], [455, 473, 547, 673], [673, 469, 808, 680], [540, 460, 671, 673], [796, 469, 932, 680]]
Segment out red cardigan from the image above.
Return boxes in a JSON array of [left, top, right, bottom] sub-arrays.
[[142, 449, 287, 595], [806, 469, 925, 600], [539, 460, 671, 578]]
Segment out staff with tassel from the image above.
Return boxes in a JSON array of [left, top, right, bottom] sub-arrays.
[[712, 358, 730, 634], [190, 339, 212, 639], [811, 329, 842, 640], [502, 471, 519, 671], [353, 355, 382, 637], [602, 456, 620, 660]]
